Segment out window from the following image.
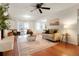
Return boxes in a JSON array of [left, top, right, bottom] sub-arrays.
[[17, 22, 30, 35], [36, 22, 46, 32], [24, 23, 29, 30]]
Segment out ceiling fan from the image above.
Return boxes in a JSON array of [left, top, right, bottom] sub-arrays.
[[31, 3, 50, 13]]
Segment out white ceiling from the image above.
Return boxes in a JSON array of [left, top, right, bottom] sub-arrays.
[[8, 3, 78, 21]]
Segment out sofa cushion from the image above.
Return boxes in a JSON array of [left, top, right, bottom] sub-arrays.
[[54, 32, 62, 41]]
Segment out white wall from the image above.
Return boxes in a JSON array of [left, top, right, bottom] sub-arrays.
[[52, 5, 78, 45], [77, 9, 79, 35]]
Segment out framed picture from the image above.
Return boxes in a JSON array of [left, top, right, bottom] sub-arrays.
[[50, 20, 60, 25]]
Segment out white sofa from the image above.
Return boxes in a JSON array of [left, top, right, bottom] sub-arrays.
[[42, 33, 62, 41], [0, 36, 14, 52], [42, 34, 53, 41]]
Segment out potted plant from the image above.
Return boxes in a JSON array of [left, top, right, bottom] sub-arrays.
[[0, 3, 10, 39], [0, 3, 10, 56]]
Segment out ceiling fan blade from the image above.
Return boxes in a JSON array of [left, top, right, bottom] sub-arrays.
[[38, 9, 42, 13], [41, 7, 50, 10]]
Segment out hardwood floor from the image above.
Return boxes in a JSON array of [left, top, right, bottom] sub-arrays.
[[32, 42, 79, 56], [2, 37, 79, 56]]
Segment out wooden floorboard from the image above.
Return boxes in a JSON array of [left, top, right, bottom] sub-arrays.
[[31, 42, 79, 56]]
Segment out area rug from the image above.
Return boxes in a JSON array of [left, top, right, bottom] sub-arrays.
[[17, 35, 57, 56]]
